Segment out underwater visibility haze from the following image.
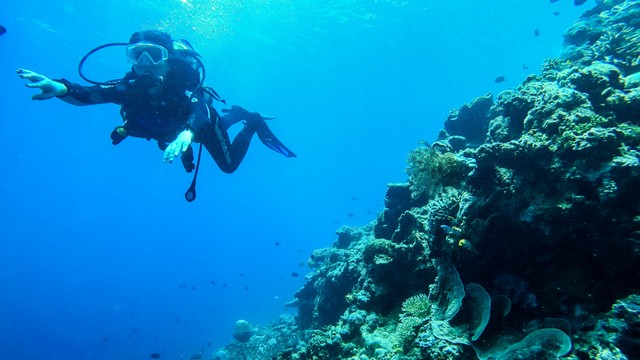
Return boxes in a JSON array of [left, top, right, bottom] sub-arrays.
[[4, 0, 640, 359]]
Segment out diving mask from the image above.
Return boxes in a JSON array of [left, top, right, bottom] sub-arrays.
[[126, 43, 169, 65]]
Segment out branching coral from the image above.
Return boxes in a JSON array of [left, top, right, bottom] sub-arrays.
[[401, 294, 431, 319]]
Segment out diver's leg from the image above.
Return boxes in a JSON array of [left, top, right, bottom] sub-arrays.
[[219, 113, 242, 130], [200, 121, 257, 174], [200, 120, 235, 173], [226, 124, 259, 168]]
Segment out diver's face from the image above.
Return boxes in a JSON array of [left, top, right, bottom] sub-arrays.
[[132, 56, 169, 79]]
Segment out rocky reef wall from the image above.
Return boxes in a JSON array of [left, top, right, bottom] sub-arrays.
[[214, 1, 640, 359]]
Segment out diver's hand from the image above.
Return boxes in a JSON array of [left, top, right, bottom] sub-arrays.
[[16, 68, 68, 100], [164, 130, 193, 163]]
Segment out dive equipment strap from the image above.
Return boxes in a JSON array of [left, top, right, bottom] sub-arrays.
[[185, 143, 203, 202], [78, 42, 130, 85]]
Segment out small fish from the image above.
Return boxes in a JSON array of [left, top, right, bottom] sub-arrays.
[[102, 337, 110, 342], [534, 29, 540, 37], [495, 76, 506, 83], [522, 63, 529, 70], [210, 280, 216, 285], [440, 225, 462, 235], [150, 354, 160, 359], [458, 239, 472, 250], [553, 11, 560, 16], [223, 283, 228, 288], [550, 0, 559, 3], [275, 241, 280, 246], [347, 213, 355, 217], [574, 0, 587, 5], [458, 239, 479, 254], [244, 286, 249, 290], [291, 272, 300, 277], [351, 197, 357, 201], [0, 25, 6, 36], [191, 286, 196, 291]]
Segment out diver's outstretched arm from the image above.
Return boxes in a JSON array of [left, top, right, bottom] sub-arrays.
[[17, 68, 121, 106], [16, 68, 67, 100]]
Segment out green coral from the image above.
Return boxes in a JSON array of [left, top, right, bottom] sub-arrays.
[[362, 239, 397, 266], [395, 316, 424, 350], [401, 294, 431, 319], [407, 146, 475, 201]]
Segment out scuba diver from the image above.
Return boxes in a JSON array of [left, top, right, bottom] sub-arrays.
[[17, 30, 295, 201]]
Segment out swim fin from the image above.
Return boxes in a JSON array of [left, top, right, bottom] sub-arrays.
[[255, 123, 297, 158]]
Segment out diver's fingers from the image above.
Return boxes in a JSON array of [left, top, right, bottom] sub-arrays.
[[180, 142, 190, 153], [17, 70, 44, 82], [25, 80, 47, 88], [23, 75, 47, 86], [164, 148, 174, 163], [163, 146, 171, 163], [16, 68, 36, 77], [164, 144, 183, 163]]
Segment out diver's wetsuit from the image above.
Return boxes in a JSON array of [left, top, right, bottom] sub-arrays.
[[56, 62, 256, 174]]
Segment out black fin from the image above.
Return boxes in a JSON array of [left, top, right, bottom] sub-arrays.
[[256, 124, 297, 158]]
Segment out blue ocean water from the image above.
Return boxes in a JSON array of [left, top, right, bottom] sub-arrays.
[[0, 1, 591, 359]]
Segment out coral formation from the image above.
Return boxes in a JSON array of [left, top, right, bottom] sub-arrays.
[[213, 1, 640, 359], [232, 319, 254, 343]]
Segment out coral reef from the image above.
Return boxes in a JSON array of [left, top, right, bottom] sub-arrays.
[[213, 1, 640, 359]]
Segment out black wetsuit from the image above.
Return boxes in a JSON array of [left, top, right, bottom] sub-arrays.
[[56, 60, 257, 174]]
